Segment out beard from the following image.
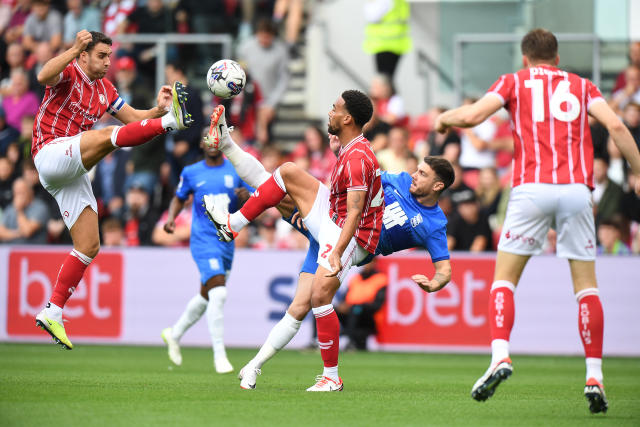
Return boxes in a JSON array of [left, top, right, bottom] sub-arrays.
[[327, 122, 340, 135]]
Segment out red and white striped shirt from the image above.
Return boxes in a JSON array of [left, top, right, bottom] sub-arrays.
[[329, 134, 383, 253], [487, 64, 605, 189], [32, 60, 124, 157]]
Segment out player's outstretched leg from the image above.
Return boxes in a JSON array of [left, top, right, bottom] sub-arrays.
[[471, 358, 513, 401], [204, 105, 271, 188], [170, 81, 194, 130]]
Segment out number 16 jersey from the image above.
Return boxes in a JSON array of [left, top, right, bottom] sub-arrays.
[[486, 64, 605, 189]]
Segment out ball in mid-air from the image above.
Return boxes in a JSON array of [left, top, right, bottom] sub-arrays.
[[206, 59, 246, 98]]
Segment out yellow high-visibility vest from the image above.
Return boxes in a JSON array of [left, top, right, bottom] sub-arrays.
[[363, 0, 412, 55]]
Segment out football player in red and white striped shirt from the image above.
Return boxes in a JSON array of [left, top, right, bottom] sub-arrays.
[[204, 90, 384, 391], [34, 30, 194, 350], [436, 28, 640, 414]]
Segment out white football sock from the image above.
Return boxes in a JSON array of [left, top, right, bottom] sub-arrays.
[[323, 366, 339, 382], [171, 294, 208, 341], [207, 286, 228, 360], [490, 339, 510, 366], [45, 302, 63, 323], [229, 211, 249, 232], [586, 357, 603, 383], [222, 134, 271, 187], [161, 111, 177, 130], [250, 312, 302, 369]]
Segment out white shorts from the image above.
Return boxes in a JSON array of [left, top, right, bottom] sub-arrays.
[[498, 183, 595, 260], [33, 134, 97, 229], [302, 183, 369, 284]]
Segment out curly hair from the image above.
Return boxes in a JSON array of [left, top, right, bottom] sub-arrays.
[[341, 90, 373, 128]]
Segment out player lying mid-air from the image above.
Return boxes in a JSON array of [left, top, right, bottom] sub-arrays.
[[204, 105, 454, 390]]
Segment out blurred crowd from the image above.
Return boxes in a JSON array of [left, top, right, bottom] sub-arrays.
[[0, 0, 639, 256]]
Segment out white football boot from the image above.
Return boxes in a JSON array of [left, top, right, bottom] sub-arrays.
[[306, 375, 344, 392], [161, 327, 182, 366], [202, 194, 237, 242], [214, 356, 234, 374], [238, 364, 261, 390]]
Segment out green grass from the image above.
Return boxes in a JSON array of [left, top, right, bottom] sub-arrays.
[[0, 343, 638, 426]]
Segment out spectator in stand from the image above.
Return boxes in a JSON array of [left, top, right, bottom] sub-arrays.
[[475, 167, 502, 218], [165, 61, 204, 184], [22, 0, 62, 53], [273, 0, 305, 58], [251, 213, 287, 249], [613, 41, 640, 93], [0, 1, 14, 36], [4, 0, 32, 46], [362, 0, 411, 84], [2, 68, 39, 132], [0, 42, 25, 95], [593, 156, 624, 227], [218, 68, 263, 145], [290, 124, 336, 184], [0, 177, 49, 243], [446, 191, 492, 252], [101, 216, 125, 247], [458, 98, 498, 177], [596, 217, 631, 255], [121, 178, 159, 247], [0, 155, 17, 209], [377, 125, 410, 173], [441, 161, 475, 215], [368, 73, 407, 131], [122, 0, 176, 77], [62, 0, 101, 50], [92, 150, 129, 218], [259, 144, 283, 174], [414, 106, 461, 163], [622, 102, 640, 148], [335, 260, 387, 351], [102, 0, 135, 38], [114, 55, 153, 106], [152, 197, 192, 247], [15, 113, 32, 160], [27, 41, 53, 99], [610, 65, 640, 115], [0, 106, 20, 157], [621, 172, 640, 224], [238, 18, 289, 146]]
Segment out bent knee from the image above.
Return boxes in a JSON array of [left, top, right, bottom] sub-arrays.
[[78, 242, 100, 259], [278, 162, 299, 177], [288, 301, 311, 320]]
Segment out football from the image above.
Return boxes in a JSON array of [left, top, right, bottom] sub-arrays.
[[206, 59, 246, 98]]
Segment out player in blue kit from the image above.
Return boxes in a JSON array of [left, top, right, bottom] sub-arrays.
[[203, 106, 455, 388], [161, 136, 251, 374]]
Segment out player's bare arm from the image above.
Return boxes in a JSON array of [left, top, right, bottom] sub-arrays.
[[412, 259, 452, 293], [164, 195, 186, 234], [326, 190, 365, 277], [37, 30, 92, 87], [114, 85, 174, 124], [435, 95, 503, 133], [588, 101, 640, 194]]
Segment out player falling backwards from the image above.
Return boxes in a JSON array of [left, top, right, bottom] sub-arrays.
[[435, 28, 640, 414], [206, 90, 384, 392], [161, 136, 252, 374], [203, 104, 454, 390], [33, 30, 193, 349]]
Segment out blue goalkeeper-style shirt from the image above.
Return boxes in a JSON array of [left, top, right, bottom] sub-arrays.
[[176, 159, 252, 263], [293, 171, 449, 274]]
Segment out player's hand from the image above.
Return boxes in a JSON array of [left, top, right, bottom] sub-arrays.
[[434, 114, 449, 134], [325, 251, 343, 277], [163, 220, 176, 234], [291, 211, 307, 231], [157, 85, 173, 111], [328, 134, 341, 152], [412, 274, 444, 293], [73, 30, 92, 54]]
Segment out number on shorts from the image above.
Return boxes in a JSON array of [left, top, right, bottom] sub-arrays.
[[320, 244, 333, 259]]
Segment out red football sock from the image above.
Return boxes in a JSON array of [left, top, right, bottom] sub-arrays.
[[113, 118, 165, 147], [50, 250, 92, 308], [239, 175, 286, 222], [314, 305, 340, 368], [577, 291, 603, 359], [489, 281, 515, 341]]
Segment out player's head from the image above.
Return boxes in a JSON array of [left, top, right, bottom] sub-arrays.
[[521, 28, 559, 67], [79, 31, 112, 80], [328, 90, 373, 135], [410, 156, 455, 199]]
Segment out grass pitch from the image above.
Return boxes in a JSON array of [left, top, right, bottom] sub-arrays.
[[0, 343, 638, 426]]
